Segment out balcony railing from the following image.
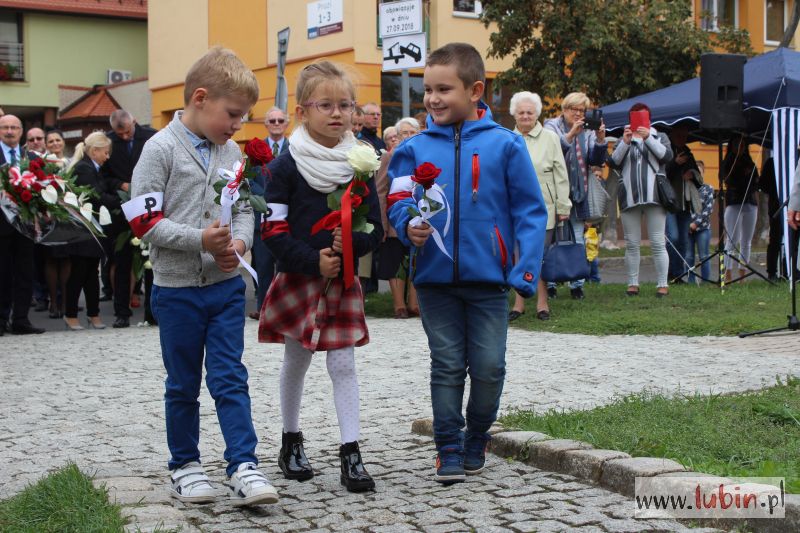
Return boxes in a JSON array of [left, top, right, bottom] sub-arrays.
[[0, 42, 24, 81]]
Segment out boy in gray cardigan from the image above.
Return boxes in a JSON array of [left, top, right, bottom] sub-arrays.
[[128, 47, 277, 507]]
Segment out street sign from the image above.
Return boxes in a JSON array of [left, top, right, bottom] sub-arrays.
[[379, 0, 423, 38], [382, 32, 426, 72], [307, 0, 343, 39]]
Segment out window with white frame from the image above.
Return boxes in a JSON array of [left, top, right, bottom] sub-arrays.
[[453, 0, 482, 17], [701, 0, 738, 31], [765, 0, 787, 43]]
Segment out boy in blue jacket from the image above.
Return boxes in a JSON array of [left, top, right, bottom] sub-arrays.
[[387, 43, 547, 483]]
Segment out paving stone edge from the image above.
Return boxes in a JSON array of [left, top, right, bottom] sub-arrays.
[[411, 417, 799, 533]]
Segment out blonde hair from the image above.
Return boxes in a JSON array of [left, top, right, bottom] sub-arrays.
[[69, 131, 111, 171], [510, 91, 542, 118], [184, 46, 259, 105], [295, 61, 356, 111], [561, 92, 591, 112]]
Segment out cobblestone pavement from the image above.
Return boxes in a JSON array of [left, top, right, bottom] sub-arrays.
[[2, 317, 799, 532]]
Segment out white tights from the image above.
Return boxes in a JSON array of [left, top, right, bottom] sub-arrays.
[[280, 337, 360, 444]]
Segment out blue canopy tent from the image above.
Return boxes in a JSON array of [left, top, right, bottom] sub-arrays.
[[600, 47, 800, 279]]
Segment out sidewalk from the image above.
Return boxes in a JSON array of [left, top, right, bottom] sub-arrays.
[[2, 317, 798, 531]]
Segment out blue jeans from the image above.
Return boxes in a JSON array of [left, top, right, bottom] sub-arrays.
[[251, 225, 275, 312], [547, 213, 585, 290], [686, 228, 711, 283], [666, 211, 692, 279], [151, 276, 258, 476], [416, 285, 509, 448]]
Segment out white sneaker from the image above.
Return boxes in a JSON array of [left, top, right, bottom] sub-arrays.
[[226, 462, 279, 507], [170, 462, 217, 503]]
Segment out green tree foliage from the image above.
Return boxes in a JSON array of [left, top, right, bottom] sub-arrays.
[[481, 0, 753, 111]]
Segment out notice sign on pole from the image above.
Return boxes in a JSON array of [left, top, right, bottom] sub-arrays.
[[382, 32, 426, 72], [307, 0, 343, 39], [379, 0, 423, 38]]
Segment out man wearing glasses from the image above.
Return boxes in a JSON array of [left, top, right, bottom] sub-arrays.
[[247, 107, 290, 320], [0, 115, 45, 335], [358, 102, 386, 154], [25, 128, 46, 156]]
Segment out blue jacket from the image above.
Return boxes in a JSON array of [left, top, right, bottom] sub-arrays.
[[387, 103, 547, 297]]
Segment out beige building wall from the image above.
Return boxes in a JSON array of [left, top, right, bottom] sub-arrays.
[[108, 80, 152, 126], [148, 0, 209, 90]]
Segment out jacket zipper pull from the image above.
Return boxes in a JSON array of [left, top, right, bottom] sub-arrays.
[[472, 150, 480, 202]]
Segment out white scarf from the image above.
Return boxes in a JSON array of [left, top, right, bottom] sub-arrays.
[[289, 125, 356, 193]]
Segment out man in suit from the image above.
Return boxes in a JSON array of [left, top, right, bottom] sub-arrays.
[[248, 107, 289, 320], [0, 114, 45, 335], [357, 102, 386, 154], [101, 109, 156, 328]]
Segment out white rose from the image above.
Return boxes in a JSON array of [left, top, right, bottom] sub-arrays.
[[347, 144, 381, 175]]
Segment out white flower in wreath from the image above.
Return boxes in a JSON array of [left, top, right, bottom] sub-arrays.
[[98, 205, 112, 226], [347, 144, 381, 176], [80, 202, 93, 221], [64, 191, 79, 208], [143, 260, 152, 269], [41, 184, 59, 205], [131, 237, 142, 246]]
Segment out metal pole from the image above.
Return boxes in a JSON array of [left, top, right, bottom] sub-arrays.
[[401, 68, 410, 117]]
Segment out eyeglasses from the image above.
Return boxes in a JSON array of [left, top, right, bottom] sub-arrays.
[[365, 112, 381, 117], [568, 107, 587, 114], [303, 100, 356, 115], [27, 136, 44, 141], [0, 125, 21, 131], [267, 118, 286, 125]]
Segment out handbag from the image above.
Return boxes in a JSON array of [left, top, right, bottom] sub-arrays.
[[541, 221, 591, 283], [634, 139, 680, 213], [655, 172, 681, 213], [585, 173, 610, 222]]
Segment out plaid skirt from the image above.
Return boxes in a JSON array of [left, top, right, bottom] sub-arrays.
[[258, 272, 369, 352]]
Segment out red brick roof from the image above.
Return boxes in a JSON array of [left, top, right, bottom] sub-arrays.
[[0, 0, 147, 20], [59, 87, 121, 120]]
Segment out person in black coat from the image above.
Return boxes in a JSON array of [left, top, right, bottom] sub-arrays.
[[0, 114, 45, 335], [101, 110, 156, 328], [63, 132, 116, 330]]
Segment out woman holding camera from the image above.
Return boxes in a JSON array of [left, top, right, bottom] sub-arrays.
[[544, 92, 608, 301], [610, 103, 673, 297]]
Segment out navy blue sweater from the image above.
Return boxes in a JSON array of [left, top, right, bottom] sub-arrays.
[[261, 151, 383, 276]]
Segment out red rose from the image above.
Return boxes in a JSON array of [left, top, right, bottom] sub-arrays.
[[31, 181, 43, 192], [244, 137, 274, 166], [20, 189, 32, 203], [28, 159, 46, 179], [411, 162, 441, 190]]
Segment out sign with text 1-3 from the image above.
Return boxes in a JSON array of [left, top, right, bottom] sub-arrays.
[[307, 0, 343, 39], [382, 32, 426, 72], [379, 0, 423, 38]]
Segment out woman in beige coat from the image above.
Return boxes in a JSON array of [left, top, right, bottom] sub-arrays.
[[509, 91, 572, 321]]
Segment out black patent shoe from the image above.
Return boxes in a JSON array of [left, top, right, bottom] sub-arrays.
[[339, 441, 375, 492], [278, 431, 314, 481]]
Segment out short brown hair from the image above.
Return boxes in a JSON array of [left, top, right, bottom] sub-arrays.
[[426, 43, 485, 88], [184, 46, 259, 105], [296, 61, 356, 109]]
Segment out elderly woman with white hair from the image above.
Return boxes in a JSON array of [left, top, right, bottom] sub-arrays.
[[509, 91, 571, 322], [375, 116, 421, 318]]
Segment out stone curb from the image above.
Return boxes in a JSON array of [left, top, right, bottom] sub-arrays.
[[411, 417, 799, 533]]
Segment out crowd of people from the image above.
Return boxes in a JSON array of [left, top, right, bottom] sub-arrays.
[[1, 38, 792, 517]]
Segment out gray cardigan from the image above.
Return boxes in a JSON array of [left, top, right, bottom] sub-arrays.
[[610, 129, 673, 211], [131, 111, 254, 288]]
